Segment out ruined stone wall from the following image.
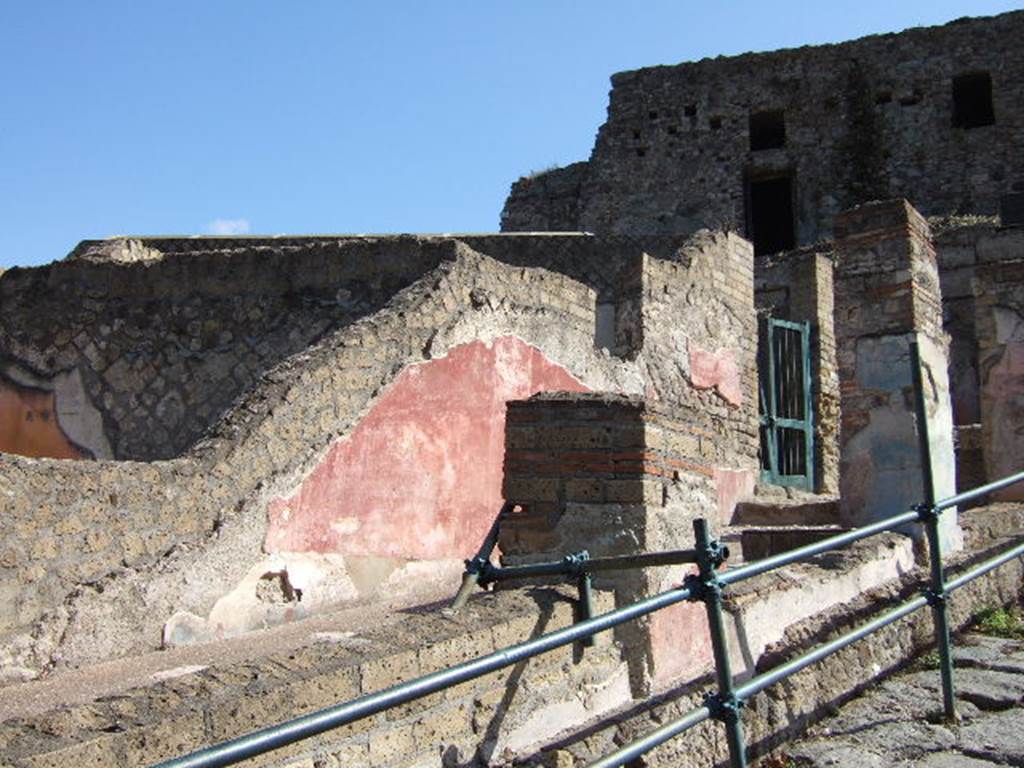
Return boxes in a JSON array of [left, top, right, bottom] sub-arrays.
[[0, 241, 619, 676], [973, 256, 1024, 499], [636, 232, 758, 469], [0, 231, 757, 679], [498, 161, 589, 232], [502, 12, 1024, 246], [934, 220, 1024, 425], [0, 233, 707, 462], [0, 237, 451, 460], [0, 587, 629, 768], [2, 506, 1019, 768], [755, 248, 840, 495]]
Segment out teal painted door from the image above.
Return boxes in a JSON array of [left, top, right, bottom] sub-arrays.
[[759, 318, 814, 490]]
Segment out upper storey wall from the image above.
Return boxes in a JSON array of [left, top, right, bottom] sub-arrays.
[[502, 12, 1024, 247]]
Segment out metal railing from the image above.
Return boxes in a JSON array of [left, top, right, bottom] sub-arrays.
[[154, 474, 1024, 768], [155, 341, 1024, 768]]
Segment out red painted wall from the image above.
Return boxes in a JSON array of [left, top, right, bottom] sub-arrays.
[[0, 378, 85, 459], [267, 337, 588, 559]]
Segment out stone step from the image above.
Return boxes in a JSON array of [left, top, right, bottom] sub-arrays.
[[738, 525, 849, 562], [733, 497, 840, 527]]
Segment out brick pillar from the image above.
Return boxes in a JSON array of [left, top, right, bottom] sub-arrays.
[[500, 392, 718, 693], [834, 200, 961, 551]]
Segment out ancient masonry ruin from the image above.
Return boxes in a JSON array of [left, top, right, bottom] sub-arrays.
[[2, 10, 1024, 768]]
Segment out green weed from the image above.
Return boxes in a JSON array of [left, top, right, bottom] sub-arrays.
[[974, 605, 1024, 639]]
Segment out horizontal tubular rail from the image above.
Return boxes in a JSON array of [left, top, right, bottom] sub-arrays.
[[734, 594, 929, 701], [720, 509, 921, 587], [484, 549, 699, 582], [946, 539, 1024, 593], [935, 469, 1024, 511], [583, 530, 1024, 768], [585, 705, 713, 768], [152, 583, 695, 768]]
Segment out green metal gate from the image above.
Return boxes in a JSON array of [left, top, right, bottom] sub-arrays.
[[759, 318, 814, 490]]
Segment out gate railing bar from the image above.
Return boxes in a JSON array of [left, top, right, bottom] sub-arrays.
[[152, 580, 697, 768], [586, 705, 714, 768]]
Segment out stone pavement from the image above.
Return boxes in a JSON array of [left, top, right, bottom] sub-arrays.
[[780, 633, 1024, 766]]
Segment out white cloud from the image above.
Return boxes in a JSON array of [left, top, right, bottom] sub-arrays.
[[205, 218, 251, 236]]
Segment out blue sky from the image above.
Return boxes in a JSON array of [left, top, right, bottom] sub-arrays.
[[2, 1, 1021, 268]]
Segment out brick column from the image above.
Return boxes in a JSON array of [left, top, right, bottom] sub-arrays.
[[499, 392, 719, 693], [834, 200, 961, 550]]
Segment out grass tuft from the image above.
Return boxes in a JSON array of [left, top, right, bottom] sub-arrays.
[[974, 605, 1024, 639]]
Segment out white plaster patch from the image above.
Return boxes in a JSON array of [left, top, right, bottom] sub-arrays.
[[726, 536, 916, 679], [313, 631, 372, 647], [330, 517, 360, 535], [496, 661, 631, 755], [164, 553, 360, 646], [150, 664, 207, 682]]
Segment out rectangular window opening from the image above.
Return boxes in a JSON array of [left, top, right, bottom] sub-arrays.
[[749, 109, 786, 151], [746, 174, 796, 256], [953, 72, 995, 128]]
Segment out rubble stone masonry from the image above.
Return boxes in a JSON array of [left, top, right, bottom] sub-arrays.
[[0, 230, 757, 680], [503, 12, 1024, 246]]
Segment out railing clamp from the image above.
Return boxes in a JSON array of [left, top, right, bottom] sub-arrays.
[[684, 572, 722, 603], [914, 503, 940, 523], [703, 691, 744, 724], [466, 557, 497, 586], [923, 588, 947, 608], [699, 538, 730, 571], [563, 550, 591, 575]]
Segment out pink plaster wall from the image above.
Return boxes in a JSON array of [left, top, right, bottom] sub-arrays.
[[266, 336, 588, 560], [713, 468, 757, 525], [650, 599, 713, 686], [688, 341, 743, 407]]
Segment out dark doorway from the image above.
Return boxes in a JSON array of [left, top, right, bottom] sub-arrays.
[[747, 174, 796, 256], [952, 72, 995, 128]]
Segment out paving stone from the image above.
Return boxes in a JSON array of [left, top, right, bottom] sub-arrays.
[[911, 752, 1003, 767], [959, 708, 1024, 764], [953, 634, 1024, 675], [787, 740, 892, 767], [899, 668, 1024, 712]]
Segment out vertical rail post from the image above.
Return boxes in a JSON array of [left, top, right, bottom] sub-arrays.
[[910, 340, 957, 721], [449, 503, 510, 612], [578, 572, 595, 648], [690, 518, 747, 768], [567, 550, 596, 648]]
